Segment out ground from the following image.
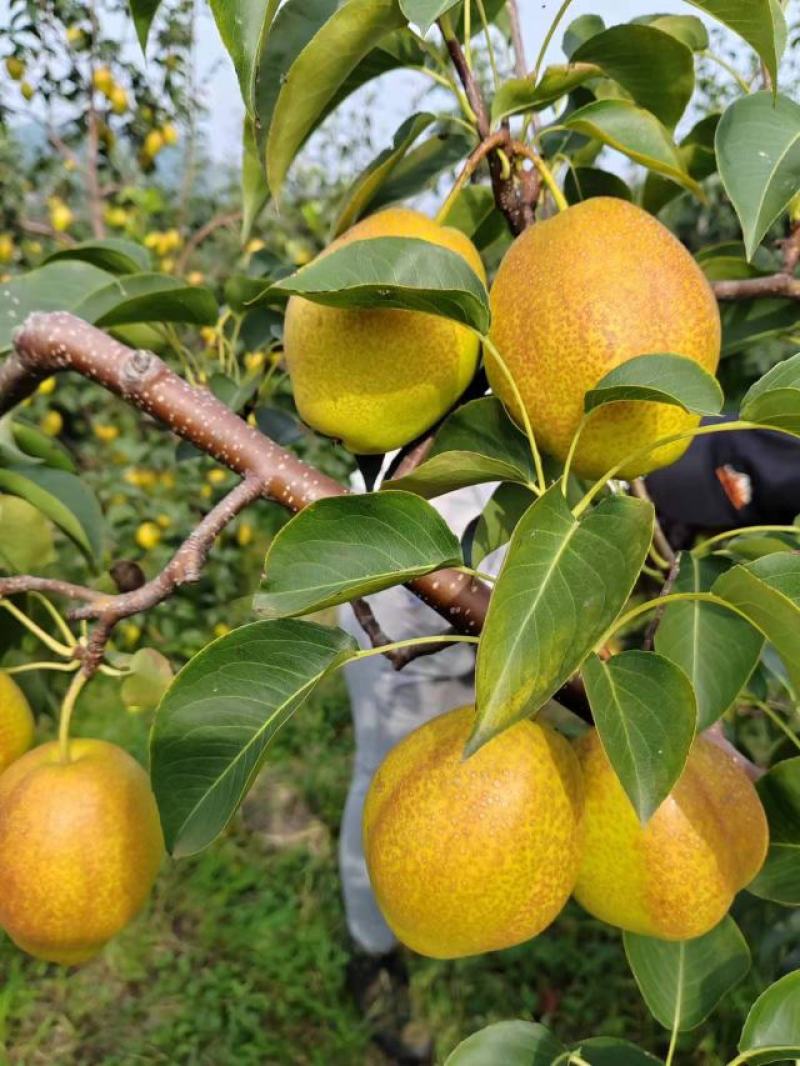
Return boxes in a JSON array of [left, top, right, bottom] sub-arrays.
[[0, 672, 791, 1065]]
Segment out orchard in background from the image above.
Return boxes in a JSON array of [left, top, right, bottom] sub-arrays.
[[1, 0, 800, 1063]]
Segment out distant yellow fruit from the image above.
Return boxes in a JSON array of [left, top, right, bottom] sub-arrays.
[[0, 739, 163, 964], [487, 198, 721, 479], [159, 472, 176, 489], [37, 376, 56, 395], [66, 25, 84, 45], [39, 410, 63, 436], [109, 85, 128, 114], [104, 205, 128, 228], [120, 623, 141, 646], [574, 730, 768, 940], [199, 484, 212, 499], [206, 468, 227, 486], [0, 672, 35, 773], [244, 351, 265, 372], [135, 522, 161, 550], [186, 270, 204, 286], [144, 129, 164, 157], [213, 623, 231, 638], [92, 66, 114, 95], [200, 326, 217, 346], [364, 705, 584, 958], [284, 208, 485, 454], [244, 238, 265, 255], [236, 522, 254, 547], [0, 235, 14, 264], [160, 257, 175, 273], [93, 423, 119, 442], [156, 513, 171, 530], [48, 200, 74, 233], [5, 56, 25, 80], [20, 80, 34, 101], [162, 123, 178, 145]]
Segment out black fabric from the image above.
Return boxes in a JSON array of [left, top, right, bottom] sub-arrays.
[[645, 416, 800, 537]]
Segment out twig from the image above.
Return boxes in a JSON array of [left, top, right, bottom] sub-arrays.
[[1, 313, 492, 672], [712, 274, 800, 301], [175, 210, 242, 274], [631, 478, 676, 567], [85, 3, 106, 239], [350, 597, 458, 670], [643, 551, 681, 651], [506, 0, 528, 79]]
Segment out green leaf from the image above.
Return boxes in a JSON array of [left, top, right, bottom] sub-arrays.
[[121, 648, 173, 714], [368, 128, 473, 212], [564, 99, 703, 197], [332, 112, 435, 236], [0, 415, 40, 466], [150, 620, 357, 856], [491, 64, 600, 124], [45, 238, 151, 275], [564, 166, 633, 204], [584, 353, 723, 417], [444, 1021, 565, 1066], [241, 117, 269, 243], [739, 351, 800, 432], [748, 757, 800, 905], [10, 420, 75, 472], [467, 482, 536, 568], [581, 650, 696, 823], [655, 554, 763, 730], [563, 14, 605, 59], [209, 0, 281, 111], [254, 491, 462, 618], [686, 1, 786, 88], [716, 93, 800, 260], [572, 24, 695, 127], [127, 0, 162, 51], [714, 554, 800, 696], [738, 971, 800, 1064], [399, 0, 458, 34], [633, 13, 709, 50], [266, 0, 406, 196], [642, 112, 721, 215], [388, 397, 535, 499], [0, 465, 103, 564], [577, 1037, 664, 1065], [0, 495, 56, 573], [0, 261, 111, 351], [625, 917, 751, 1031], [722, 298, 799, 357], [473, 487, 653, 749], [72, 273, 218, 328], [269, 237, 490, 332]]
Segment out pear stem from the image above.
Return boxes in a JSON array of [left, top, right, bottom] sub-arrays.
[[5, 660, 81, 675], [352, 634, 479, 663], [58, 669, 90, 764], [693, 524, 800, 556], [595, 591, 757, 653], [0, 598, 74, 659]]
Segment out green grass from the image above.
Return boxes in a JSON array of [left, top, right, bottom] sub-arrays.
[[0, 674, 795, 1065]]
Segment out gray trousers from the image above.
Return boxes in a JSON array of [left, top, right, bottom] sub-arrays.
[[338, 486, 496, 955]]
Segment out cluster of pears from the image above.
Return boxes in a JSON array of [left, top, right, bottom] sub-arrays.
[[284, 198, 720, 477], [0, 671, 163, 964], [364, 705, 768, 958]]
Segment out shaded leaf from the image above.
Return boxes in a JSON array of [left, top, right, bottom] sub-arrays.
[[738, 971, 800, 1064], [266, 0, 406, 196], [467, 482, 536, 568], [389, 397, 534, 499], [0, 465, 103, 564], [444, 1021, 565, 1066], [399, 0, 458, 35], [473, 487, 653, 748], [128, 0, 162, 51], [716, 92, 800, 260], [563, 14, 605, 59], [721, 298, 799, 357], [564, 166, 632, 204], [748, 757, 800, 905], [584, 353, 723, 417], [121, 648, 173, 714], [72, 273, 218, 328], [333, 112, 435, 236], [151, 620, 358, 856], [686, 0, 786, 88], [368, 128, 473, 212], [255, 491, 462, 618], [564, 99, 702, 197], [0, 261, 111, 351], [655, 553, 763, 730], [0, 495, 56, 573], [241, 117, 269, 243], [573, 23, 695, 127], [739, 351, 800, 432], [10, 420, 75, 472], [714, 554, 800, 696], [269, 237, 489, 332], [45, 238, 150, 275], [582, 650, 696, 822], [578, 1037, 664, 1065], [633, 13, 709, 50], [491, 64, 600, 124], [625, 917, 751, 1030]]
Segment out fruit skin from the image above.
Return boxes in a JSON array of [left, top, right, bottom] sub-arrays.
[[488, 197, 721, 479], [573, 730, 768, 940], [363, 705, 584, 959], [0, 672, 35, 773], [136, 521, 162, 550], [0, 738, 163, 964], [284, 208, 485, 454]]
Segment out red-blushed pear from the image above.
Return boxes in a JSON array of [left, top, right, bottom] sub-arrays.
[[363, 705, 584, 959], [573, 729, 768, 940]]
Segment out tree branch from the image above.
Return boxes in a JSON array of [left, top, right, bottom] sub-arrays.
[[712, 273, 800, 301], [175, 210, 242, 274], [0, 313, 491, 672]]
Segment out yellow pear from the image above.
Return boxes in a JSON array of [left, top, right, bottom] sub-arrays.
[[0, 671, 35, 772], [488, 197, 721, 479], [0, 738, 164, 964], [573, 730, 768, 940], [284, 208, 485, 454], [363, 705, 584, 958]]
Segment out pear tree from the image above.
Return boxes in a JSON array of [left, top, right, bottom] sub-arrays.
[[1, 0, 800, 1062]]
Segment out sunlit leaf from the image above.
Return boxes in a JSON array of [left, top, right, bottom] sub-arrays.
[[444, 1021, 565, 1066], [72, 273, 218, 328], [739, 351, 800, 432], [209, 0, 281, 110], [0, 465, 103, 564], [738, 971, 800, 1064], [584, 354, 723, 417], [686, 0, 786, 88], [0, 262, 111, 351], [45, 238, 150, 275]]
